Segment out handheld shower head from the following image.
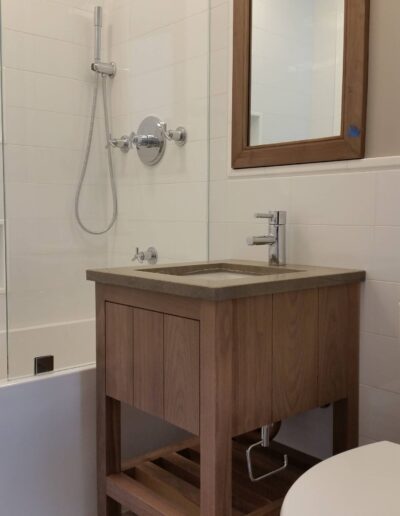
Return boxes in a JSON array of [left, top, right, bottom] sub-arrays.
[[94, 6, 102, 62], [91, 5, 116, 76], [94, 6, 102, 27]]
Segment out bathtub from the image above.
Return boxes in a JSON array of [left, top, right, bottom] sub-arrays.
[[0, 365, 187, 516]]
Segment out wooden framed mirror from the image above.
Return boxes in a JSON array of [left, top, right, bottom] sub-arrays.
[[232, 0, 370, 169]]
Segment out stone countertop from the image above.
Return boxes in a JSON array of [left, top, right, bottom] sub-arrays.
[[87, 260, 366, 301]]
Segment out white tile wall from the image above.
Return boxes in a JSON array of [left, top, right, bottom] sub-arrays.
[[360, 332, 400, 394], [107, 0, 209, 268], [360, 384, 400, 443], [210, 0, 400, 452], [290, 173, 376, 226], [8, 320, 95, 378]]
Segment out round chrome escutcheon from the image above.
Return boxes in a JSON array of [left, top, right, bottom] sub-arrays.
[[136, 115, 166, 166]]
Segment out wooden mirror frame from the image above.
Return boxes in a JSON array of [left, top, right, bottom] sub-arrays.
[[232, 0, 370, 169]]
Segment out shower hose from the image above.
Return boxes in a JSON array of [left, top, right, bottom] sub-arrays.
[[75, 74, 117, 235]]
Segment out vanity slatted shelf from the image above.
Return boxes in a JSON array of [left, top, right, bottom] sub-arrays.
[[114, 433, 319, 516], [88, 260, 365, 516]]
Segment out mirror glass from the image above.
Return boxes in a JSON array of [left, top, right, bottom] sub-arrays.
[[250, 0, 345, 146]]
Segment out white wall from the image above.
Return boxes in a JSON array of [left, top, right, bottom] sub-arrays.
[[1, 0, 115, 378], [106, 0, 210, 268], [210, 0, 400, 456]]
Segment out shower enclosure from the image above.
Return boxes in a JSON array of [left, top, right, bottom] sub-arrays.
[[0, 0, 211, 381]]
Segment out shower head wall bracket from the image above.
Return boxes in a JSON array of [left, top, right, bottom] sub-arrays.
[[91, 61, 117, 77], [109, 116, 187, 166]]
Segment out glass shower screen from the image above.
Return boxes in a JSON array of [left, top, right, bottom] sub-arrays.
[[2, 0, 210, 379]]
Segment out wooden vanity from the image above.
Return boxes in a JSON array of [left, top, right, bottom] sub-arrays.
[[88, 260, 365, 516]]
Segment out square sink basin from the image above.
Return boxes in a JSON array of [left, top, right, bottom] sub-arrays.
[[138, 262, 301, 280]]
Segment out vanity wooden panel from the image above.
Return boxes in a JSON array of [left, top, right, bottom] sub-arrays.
[[91, 270, 364, 516], [333, 283, 361, 454], [232, 295, 272, 435], [105, 302, 134, 406], [164, 315, 200, 434], [318, 285, 359, 405], [199, 300, 233, 516], [318, 285, 350, 406], [133, 308, 164, 418], [272, 290, 318, 421]]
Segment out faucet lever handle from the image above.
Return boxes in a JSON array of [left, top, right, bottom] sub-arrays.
[[255, 211, 287, 225], [132, 247, 142, 263], [255, 212, 274, 219], [109, 134, 131, 153], [157, 121, 187, 146]]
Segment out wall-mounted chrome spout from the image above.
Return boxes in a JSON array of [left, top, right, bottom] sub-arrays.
[[110, 115, 187, 166]]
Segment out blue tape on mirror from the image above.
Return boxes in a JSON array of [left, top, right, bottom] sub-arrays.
[[348, 125, 361, 138]]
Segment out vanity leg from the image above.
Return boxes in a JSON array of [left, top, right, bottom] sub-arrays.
[[333, 397, 358, 454], [96, 285, 122, 516], [333, 284, 360, 454], [200, 300, 233, 516]]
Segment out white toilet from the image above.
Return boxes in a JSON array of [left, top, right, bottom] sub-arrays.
[[281, 441, 400, 516]]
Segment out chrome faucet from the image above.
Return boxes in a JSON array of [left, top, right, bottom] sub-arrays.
[[132, 247, 158, 265], [247, 211, 287, 265]]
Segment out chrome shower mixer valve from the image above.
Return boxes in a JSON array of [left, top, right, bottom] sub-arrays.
[[109, 115, 187, 166]]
